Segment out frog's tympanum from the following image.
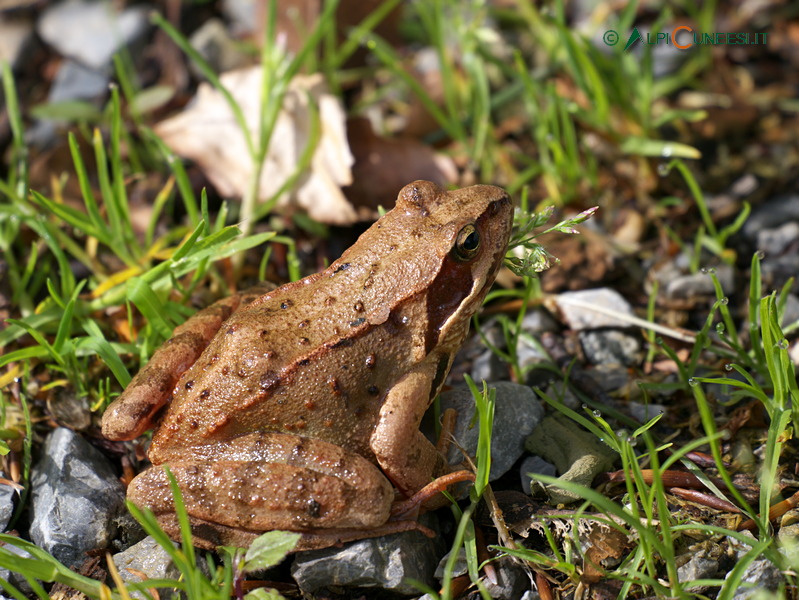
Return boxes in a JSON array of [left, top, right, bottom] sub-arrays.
[[102, 180, 513, 550]]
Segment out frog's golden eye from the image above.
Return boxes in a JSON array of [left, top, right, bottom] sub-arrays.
[[454, 224, 480, 260]]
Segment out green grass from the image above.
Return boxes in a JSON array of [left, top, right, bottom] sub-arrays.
[[0, 0, 792, 598]]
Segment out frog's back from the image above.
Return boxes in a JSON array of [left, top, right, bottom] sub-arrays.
[[148, 205, 448, 461]]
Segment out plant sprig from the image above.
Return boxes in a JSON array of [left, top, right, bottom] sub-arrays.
[[505, 203, 598, 277]]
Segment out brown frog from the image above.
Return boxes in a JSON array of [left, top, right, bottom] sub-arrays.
[[102, 180, 513, 550]]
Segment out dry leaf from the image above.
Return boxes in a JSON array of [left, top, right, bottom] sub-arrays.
[[155, 67, 357, 224], [344, 117, 457, 212]]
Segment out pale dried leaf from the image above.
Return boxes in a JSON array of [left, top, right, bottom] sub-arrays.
[[155, 67, 356, 224]]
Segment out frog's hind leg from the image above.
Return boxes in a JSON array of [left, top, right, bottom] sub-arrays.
[[151, 514, 434, 552], [127, 432, 396, 548], [101, 285, 273, 441]]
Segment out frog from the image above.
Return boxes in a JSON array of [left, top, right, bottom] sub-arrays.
[[101, 180, 513, 551]]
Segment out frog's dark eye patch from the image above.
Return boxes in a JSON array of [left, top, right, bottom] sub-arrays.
[[453, 224, 480, 260]]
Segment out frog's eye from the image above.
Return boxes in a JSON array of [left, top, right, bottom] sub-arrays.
[[454, 224, 480, 260]]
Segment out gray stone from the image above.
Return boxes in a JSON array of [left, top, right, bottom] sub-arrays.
[[678, 547, 720, 589], [483, 560, 531, 600], [48, 60, 109, 104], [37, 0, 149, 70], [519, 455, 557, 495], [757, 221, 799, 257], [470, 348, 508, 383], [26, 59, 110, 147], [743, 195, 799, 240], [112, 536, 181, 587], [626, 402, 667, 425], [290, 516, 445, 596], [727, 531, 783, 599], [520, 310, 559, 336], [433, 547, 468, 579], [781, 294, 799, 329], [189, 18, 249, 76], [30, 428, 126, 569], [0, 473, 15, 531], [516, 336, 549, 373], [441, 382, 544, 481], [664, 264, 734, 300], [0, 541, 34, 596], [579, 329, 643, 367], [589, 364, 632, 392], [552, 288, 635, 330], [222, 0, 257, 36]]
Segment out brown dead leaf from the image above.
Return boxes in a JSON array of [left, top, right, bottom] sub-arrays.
[[344, 117, 457, 212], [155, 68, 357, 224], [582, 523, 630, 584]]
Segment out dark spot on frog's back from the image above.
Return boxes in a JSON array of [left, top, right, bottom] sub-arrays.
[[260, 371, 281, 392], [350, 318, 366, 327], [327, 376, 343, 396], [333, 262, 351, 274], [307, 498, 321, 518], [200, 389, 211, 400], [331, 337, 353, 349]]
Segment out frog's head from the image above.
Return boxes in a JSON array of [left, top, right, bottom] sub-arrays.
[[395, 180, 514, 354]]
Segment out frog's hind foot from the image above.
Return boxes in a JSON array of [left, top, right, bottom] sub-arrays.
[[390, 469, 476, 519]]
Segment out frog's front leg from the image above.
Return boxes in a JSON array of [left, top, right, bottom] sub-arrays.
[[128, 432, 405, 550], [370, 355, 463, 505], [102, 285, 272, 441]]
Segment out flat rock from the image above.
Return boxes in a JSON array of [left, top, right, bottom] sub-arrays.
[[112, 536, 181, 587], [291, 516, 445, 596], [757, 221, 799, 257], [664, 264, 734, 300], [579, 329, 642, 366], [30, 428, 126, 569], [0, 473, 15, 531], [519, 455, 557, 495], [441, 382, 544, 481], [551, 288, 634, 330], [37, 0, 149, 70], [742, 194, 799, 240]]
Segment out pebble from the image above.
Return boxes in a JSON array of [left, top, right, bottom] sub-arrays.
[[290, 515, 445, 596], [551, 288, 635, 330], [579, 329, 642, 366], [519, 455, 557, 495], [189, 18, 250, 76], [677, 546, 720, 591], [111, 535, 211, 591], [664, 264, 734, 300], [0, 541, 34, 596], [727, 530, 783, 599], [757, 221, 799, 257], [439, 382, 544, 481], [742, 194, 799, 241], [29, 428, 126, 569], [0, 473, 15, 531], [37, 0, 149, 70]]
